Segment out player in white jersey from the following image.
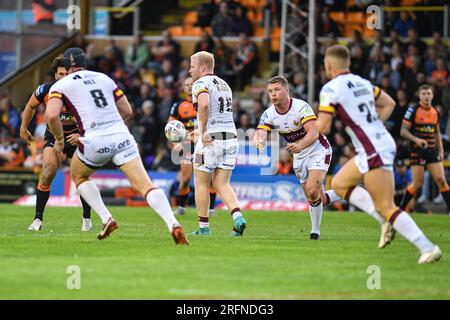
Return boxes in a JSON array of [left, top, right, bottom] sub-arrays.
[[252, 76, 340, 240], [316, 45, 441, 263], [188, 51, 247, 236], [45, 47, 188, 245]]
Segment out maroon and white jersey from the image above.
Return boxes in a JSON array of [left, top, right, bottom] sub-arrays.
[[319, 72, 396, 159], [48, 69, 127, 137], [258, 97, 330, 158]]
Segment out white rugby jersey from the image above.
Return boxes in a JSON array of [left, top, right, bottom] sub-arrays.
[[318, 72, 396, 156], [192, 74, 237, 134], [48, 69, 128, 137], [257, 97, 330, 157]]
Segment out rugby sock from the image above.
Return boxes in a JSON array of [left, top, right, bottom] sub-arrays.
[[231, 207, 243, 220], [77, 181, 112, 224], [176, 187, 190, 208], [199, 216, 209, 229], [345, 186, 385, 224], [439, 186, 450, 212], [209, 192, 217, 210], [145, 188, 178, 231], [309, 199, 323, 235], [400, 185, 416, 211], [80, 196, 91, 219], [35, 183, 51, 221], [390, 210, 435, 254], [324, 189, 341, 206]]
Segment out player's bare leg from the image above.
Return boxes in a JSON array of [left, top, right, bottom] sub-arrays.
[[212, 168, 247, 237], [67, 157, 92, 231], [364, 168, 441, 263], [400, 165, 424, 211], [427, 162, 450, 214], [302, 169, 327, 240], [71, 153, 117, 240], [28, 147, 60, 231], [331, 157, 393, 248], [174, 161, 193, 216], [192, 169, 212, 235], [120, 156, 188, 245]]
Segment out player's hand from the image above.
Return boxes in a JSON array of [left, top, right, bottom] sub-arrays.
[[253, 135, 266, 153], [187, 129, 199, 143], [172, 142, 183, 152], [53, 139, 65, 162], [20, 127, 35, 145], [66, 133, 80, 146], [286, 142, 302, 153], [202, 132, 213, 146], [416, 138, 428, 149]]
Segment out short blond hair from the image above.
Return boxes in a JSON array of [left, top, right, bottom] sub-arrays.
[[191, 51, 215, 71], [325, 45, 351, 69]]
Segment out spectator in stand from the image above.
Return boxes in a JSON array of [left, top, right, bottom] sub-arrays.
[[386, 89, 412, 139], [424, 47, 438, 77], [138, 100, 161, 165], [0, 139, 25, 168], [406, 28, 427, 57], [194, 30, 215, 53], [441, 74, 450, 136], [133, 83, 156, 113], [394, 159, 412, 206], [156, 59, 177, 88], [228, 6, 253, 36], [317, 11, 341, 38], [196, 0, 219, 27], [364, 45, 384, 84], [74, 33, 88, 52], [232, 98, 245, 125], [292, 72, 307, 99], [431, 32, 448, 59], [211, 2, 230, 37], [231, 33, 258, 91], [278, 149, 294, 175], [251, 99, 265, 126], [380, 75, 396, 99], [393, 12, 416, 38], [0, 97, 20, 137], [105, 38, 124, 66], [151, 30, 181, 69], [157, 86, 176, 125], [404, 45, 421, 70], [213, 37, 232, 81], [125, 32, 150, 71], [430, 58, 448, 89], [390, 42, 404, 74]]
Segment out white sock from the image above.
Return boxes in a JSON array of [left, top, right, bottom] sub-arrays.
[[232, 211, 242, 220], [309, 199, 323, 235], [78, 181, 112, 224], [146, 188, 178, 231], [348, 186, 385, 224], [392, 212, 435, 254], [324, 189, 341, 205]]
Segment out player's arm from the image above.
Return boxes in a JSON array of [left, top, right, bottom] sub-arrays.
[[316, 112, 333, 135], [197, 91, 213, 145], [375, 89, 396, 122], [20, 93, 40, 144], [286, 119, 319, 153], [45, 95, 64, 154], [116, 95, 133, 121], [435, 123, 444, 160], [400, 120, 427, 148], [253, 128, 269, 152]]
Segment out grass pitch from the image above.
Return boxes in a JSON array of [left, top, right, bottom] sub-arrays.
[[0, 204, 448, 299]]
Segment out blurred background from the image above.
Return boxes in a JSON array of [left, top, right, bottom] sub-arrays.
[[0, 0, 449, 214]]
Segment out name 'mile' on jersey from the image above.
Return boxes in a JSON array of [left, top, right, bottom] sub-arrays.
[[48, 69, 128, 137], [192, 75, 237, 135], [318, 73, 396, 156], [257, 98, 330, 158]]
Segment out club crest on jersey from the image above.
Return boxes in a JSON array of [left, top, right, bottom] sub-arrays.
[[293, 120, 299, 126]]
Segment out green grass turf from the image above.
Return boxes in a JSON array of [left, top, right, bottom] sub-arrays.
[[0, 204, 449, 300]]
